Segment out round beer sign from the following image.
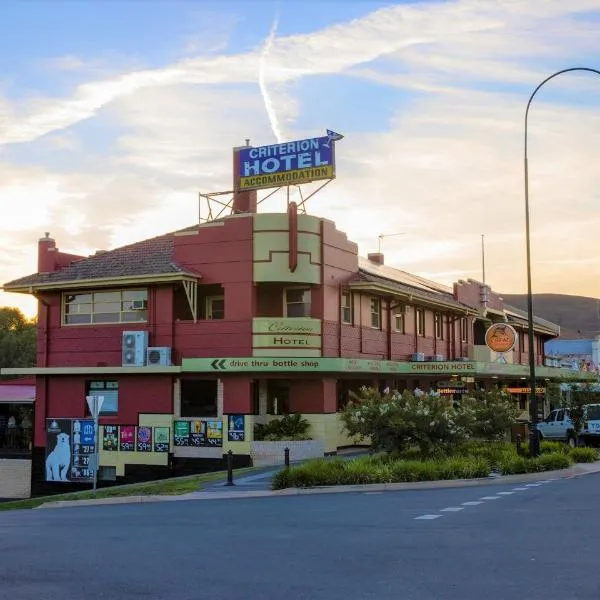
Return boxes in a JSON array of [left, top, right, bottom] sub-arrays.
[[485, 323, 517, 353]]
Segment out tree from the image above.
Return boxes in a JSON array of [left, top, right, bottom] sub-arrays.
[[0, 307, 37, 378]]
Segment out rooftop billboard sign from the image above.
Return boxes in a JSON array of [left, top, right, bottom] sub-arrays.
[[237, 130, 343, 192]]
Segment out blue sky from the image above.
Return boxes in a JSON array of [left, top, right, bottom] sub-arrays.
[[1, 0, 600, 316]]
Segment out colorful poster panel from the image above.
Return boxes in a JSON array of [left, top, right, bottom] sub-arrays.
[[45, 419, 95, 483], [227, 415, 245, 442], [136, 426, 153, 452], [154, 427, 170, 453], [120, 426, 136, 452], [103, 425, 119, 451]]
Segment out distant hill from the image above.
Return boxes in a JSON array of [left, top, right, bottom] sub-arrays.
[[501, 293, 600, 339]]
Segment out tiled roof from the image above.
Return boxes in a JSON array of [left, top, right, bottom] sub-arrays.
[[504, 304, 560, 334], [3, 232, 195, 290], [350, 269, 468, 311]]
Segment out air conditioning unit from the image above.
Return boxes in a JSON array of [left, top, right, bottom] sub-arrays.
[[411, 352, 425, 362], [146, 347, 172, 366], [433, 354, 445, 362], [122, 331, 148, 366]]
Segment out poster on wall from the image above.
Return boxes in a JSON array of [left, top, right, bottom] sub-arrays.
[[120, 426, 136, 452], [206, 420, 223, 447], [190, 421, 206, 447], [103, 425, 119, 451], [154, 427, 170, 453], [45, 419, 95, 483], [136, 426, 153, 452], [174, 421, 190, 446], [227, 415, 245, 442]]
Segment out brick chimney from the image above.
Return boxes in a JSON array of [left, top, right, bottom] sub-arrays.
[[367, 252, 384, 265], [232, 143, 257, 214], [38, 232, 57, 273]]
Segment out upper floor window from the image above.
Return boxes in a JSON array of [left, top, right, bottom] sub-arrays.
[[285, 288, 311, 318], [416, 308, 425, 337], [341, 292, 353, 324], [460, 317, 469, 342], [394, 306, 405, 333], [63, 289, 148, 325], [206, 296, 224, 320], [370, 298, 381, 329], [434, 312, 444, 339]]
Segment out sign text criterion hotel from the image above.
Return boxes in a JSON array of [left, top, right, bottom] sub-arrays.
[[238, 130, 344, 191]]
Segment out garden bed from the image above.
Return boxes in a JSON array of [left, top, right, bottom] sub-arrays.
[[272, 441, 598, 490]]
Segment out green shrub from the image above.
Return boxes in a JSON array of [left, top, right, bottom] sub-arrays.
[[272, 455, 491, 490], [569, 447, 598, 463], [498, 455, 529, 475], [498, 451, 572, 475], [254, 414, 312, 441], [536, 452, 572, 471], [540, 441, 570, 455], [520, 440, 572, 457]]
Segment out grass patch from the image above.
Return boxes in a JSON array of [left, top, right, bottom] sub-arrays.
[[570, 447, 598, 463], [0, 466, 257, 512]]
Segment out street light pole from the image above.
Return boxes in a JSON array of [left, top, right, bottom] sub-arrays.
[[524, 67, 600, 457]]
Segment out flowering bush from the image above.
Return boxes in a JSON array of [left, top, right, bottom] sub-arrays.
[[463, 388, 520, 441], [340, 386, 518, 455]]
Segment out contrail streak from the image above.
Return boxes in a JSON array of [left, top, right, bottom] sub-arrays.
[[258, 13, 282, 143]]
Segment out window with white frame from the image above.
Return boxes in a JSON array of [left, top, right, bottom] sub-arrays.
[[370, 297, 381, 329], [394, 306, 405, 333], [434, 312, 444, 339], [285, 288, 311, 317], [416, 308, 425, 337], [63, 289, 148, 325], [341, 292, 353, 324], [206, 296, 225, 320]]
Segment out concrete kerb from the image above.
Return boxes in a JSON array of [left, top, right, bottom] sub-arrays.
[[35, 461, 600, 510]]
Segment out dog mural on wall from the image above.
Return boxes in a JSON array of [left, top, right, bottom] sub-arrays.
[[46, 432, 71, 482]]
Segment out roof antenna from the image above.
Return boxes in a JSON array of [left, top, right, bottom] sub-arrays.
[[245, 138, 251, 147], [377, 232, 405, 253]]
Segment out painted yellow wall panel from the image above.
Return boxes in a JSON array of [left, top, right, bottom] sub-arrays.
[[252, 349, 322, 357]]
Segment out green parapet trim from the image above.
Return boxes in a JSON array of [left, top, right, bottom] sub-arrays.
[[182, 357, 598, 379], [253, 250, 320, 283], [253, 213, 321, 283], [254, 213, 321, 233]]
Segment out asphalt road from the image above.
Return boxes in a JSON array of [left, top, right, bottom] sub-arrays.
[[2, 473, 600, 600]]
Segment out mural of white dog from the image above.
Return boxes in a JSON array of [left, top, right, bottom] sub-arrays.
[[46, 432, 71, 482]]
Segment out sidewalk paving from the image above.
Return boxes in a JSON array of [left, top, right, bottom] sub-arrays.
[[35, 459, 600, 510]]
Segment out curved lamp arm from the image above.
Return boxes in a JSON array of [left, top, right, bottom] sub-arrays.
[[523, 67, 600, 456]]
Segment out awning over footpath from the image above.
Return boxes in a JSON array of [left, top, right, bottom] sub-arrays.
[[0, 378, 35, 404]]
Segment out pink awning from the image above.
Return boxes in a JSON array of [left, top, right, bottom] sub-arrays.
[[0, 385, 35, 404]]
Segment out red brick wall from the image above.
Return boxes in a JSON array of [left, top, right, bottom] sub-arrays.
[[34, 375, 173, 446]]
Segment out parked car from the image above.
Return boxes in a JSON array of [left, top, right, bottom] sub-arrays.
[[536, 404, 600, 447], [537, 408, 576, 447], [581, 403, 600, 447]]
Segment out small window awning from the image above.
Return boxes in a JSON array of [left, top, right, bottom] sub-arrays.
[[0, 385, 35, 404]]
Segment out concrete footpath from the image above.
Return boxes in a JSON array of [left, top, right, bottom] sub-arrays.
[[36, 460, 600, 510]]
